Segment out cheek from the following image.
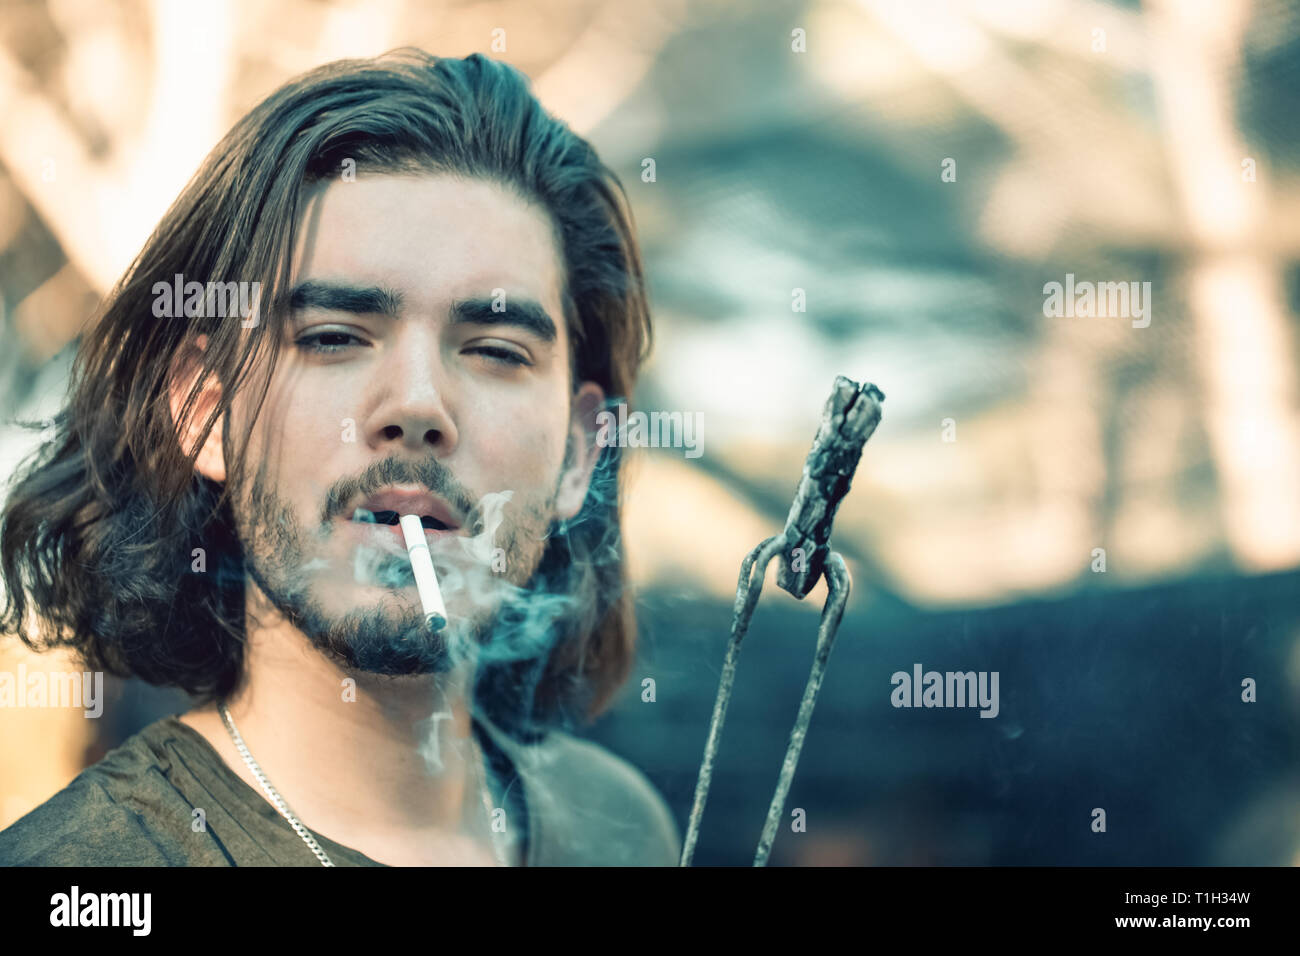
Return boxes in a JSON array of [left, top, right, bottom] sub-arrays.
[[464, 400, 569, 491], [245, 375, 346, 503]]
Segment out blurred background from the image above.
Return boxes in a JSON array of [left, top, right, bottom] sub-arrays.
[[1, 0, 1298, 865]]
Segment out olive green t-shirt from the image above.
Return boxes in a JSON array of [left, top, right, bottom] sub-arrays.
[[0, 715, 680, 866]]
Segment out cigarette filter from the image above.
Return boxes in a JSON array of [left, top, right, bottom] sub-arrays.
[[398, 513, 447, 631]]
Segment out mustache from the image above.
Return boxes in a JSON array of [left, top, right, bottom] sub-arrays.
[[319, 456, 480, 529]]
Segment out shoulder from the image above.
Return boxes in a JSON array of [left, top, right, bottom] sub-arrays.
[[517, 731, 681, 866], [0, 719, 194, 866]]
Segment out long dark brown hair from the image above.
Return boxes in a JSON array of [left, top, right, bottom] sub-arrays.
[[0, 49, 652, 738]]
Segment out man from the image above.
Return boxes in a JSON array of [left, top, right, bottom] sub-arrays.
[[0, 50, 676, 866]]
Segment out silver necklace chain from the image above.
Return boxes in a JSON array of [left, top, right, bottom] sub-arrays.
[[217, 701, 508, 867], [219, 701, 336, 866]]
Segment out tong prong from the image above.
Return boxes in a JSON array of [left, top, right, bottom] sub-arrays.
[[679, 533, 787, 867], [753, 551, 850, 866]]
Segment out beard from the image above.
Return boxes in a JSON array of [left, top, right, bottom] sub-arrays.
[[228, 452, 564, 677]]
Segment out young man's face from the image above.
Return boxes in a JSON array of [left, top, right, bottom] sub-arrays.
[[200, 173, 604, 675]]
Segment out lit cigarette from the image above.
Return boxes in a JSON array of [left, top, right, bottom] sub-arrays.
[[399, 513, 447, 632]]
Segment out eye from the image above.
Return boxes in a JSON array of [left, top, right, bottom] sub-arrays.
[[295, 330, 369, 355], [466, 345, 531, 368]]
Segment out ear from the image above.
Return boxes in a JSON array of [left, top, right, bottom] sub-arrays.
[[554, 382, 606, 521], [167, 334, 226, 482]]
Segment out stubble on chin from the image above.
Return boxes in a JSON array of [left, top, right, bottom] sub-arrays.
[[230, 463, 564, 677]]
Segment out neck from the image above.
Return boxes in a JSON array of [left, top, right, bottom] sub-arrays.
[[180, 589, 504, 866]]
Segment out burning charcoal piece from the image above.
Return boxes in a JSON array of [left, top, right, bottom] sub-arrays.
[[777, 376, 884, 598]]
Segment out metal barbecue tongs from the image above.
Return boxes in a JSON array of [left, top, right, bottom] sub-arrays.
[[679, 375, 885, 866]]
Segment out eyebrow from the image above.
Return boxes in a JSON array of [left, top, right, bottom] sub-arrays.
[[287, 280, 558, 343], [288, 280, 402, 317]]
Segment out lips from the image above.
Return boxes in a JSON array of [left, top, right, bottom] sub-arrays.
[[346, 486, 462, 532]]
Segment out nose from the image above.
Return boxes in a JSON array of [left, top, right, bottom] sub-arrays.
[[367, 331, 458, 454]]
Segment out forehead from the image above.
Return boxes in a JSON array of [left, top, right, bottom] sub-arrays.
[[291, 172, 566, 325]]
